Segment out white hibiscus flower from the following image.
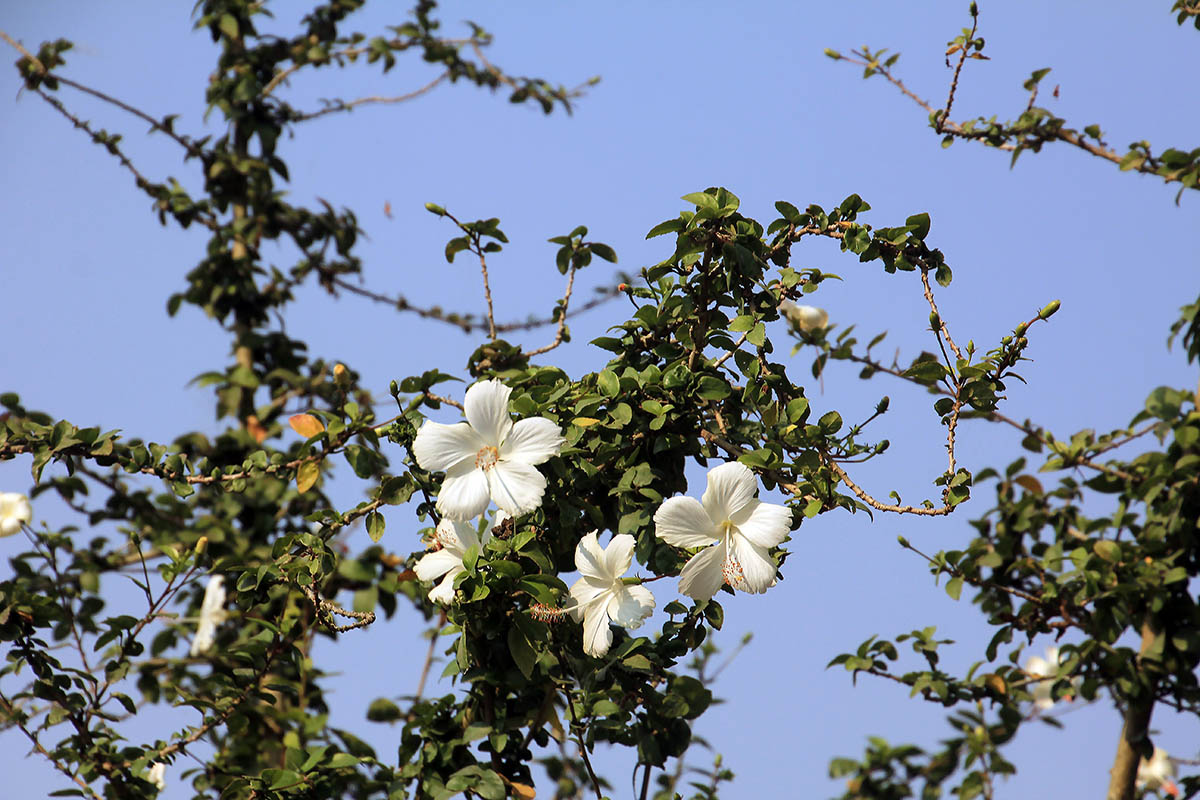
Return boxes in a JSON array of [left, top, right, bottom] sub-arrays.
[[0, 492, 32, 537], [1136, 748, 1179, 797], [412, 379, 565, 521], [653, 461, 792, 601], [565, 531, 655, 658], [146, 762, 166, 792], [780, 301, 829, 332], [190, 575, 227, 657], [1024, 646, 1079, 712], [414, 512, 506, 605]]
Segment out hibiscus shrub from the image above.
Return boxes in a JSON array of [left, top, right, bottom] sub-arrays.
[[2, 2, 1199, 800]]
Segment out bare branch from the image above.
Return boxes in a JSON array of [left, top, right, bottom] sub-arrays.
[[294, 72, 448, 121], [525, 265, 579, 357]]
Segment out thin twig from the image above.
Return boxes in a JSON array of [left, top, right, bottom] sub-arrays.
[[525, 265, 578, 357], [563, 687, 604, 800], [0, 693, 104, 800], [0, 31, 202, 158], [294, 72, 448, 121], [712, 329, 752, 369], [415, 610, 447, 698], [423, 391, 464, 411], [985, 412, 1141, 482], [920, 268, 963, 362], [825, 457, 956, 517], [937, 13, 978, 131], [330, 275, 620, 334], [478, 249, 498, 340]]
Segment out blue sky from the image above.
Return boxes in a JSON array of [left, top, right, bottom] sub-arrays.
[[2, 1, 1198, 797]]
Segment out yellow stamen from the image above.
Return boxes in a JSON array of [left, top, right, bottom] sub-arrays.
[[475, 446, 500, 470]]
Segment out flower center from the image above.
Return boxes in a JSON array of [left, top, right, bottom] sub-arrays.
[[722, 553, 748, 589], [474, 446, 500, 470]]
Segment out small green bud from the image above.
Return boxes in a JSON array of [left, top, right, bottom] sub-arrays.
[[823, 48, 842, 60], [897, 535, 910, 548], [1038, 299, 1061, 319], [389, 380, 399, 397], [1014, 322, 1028, 337], [424, 202, 446, 216], [929, 311, 940, 328]]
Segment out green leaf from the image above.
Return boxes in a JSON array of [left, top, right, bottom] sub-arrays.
[[905, 212, 930, 240], [508, 626, 535, 678], [597, 369, 620, 397], [1022, 67, 1052, 91], [945, 577, 963, 601], [646, 218, 683, 238], [681, 191, 719, 210], [696, 376, 730, 400], [366, 511, 385, 542], [729, 314, 755, 332], [367, 697, 402, 722], [1093, 540, 1121, 563], [590, 242, 617, 262], [747, 322, 766, 347]]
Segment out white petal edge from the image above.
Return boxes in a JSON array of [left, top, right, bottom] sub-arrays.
[[566, 576, 609, 622], [732, 500, 792, 548], [729, 535, 777, 594], [414, 549, 463, 582], [501, 416, 564, 466], [581, 602, 614, 657], [574, 531, 611, 581], [437, 462, 491, 521], [677, 543, 727, 601], [464, 379, 514, 447], [603, 533, 637, 579], [428, 569, 461, 605], [487, 460, 547, 516], [413, 420, 484, 473], [702, 461, 759, 521], [653, 496, 718, 548], [608, 584, 655, 629]]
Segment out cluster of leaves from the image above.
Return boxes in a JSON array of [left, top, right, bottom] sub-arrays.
[[818, 5, 1200, 800], [0, 1, 1046, 797]]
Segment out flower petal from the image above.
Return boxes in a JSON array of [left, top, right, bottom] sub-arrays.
[[607, 584, 655, 629], [574, 531, 611, 581], [414, 549, 463, 582], [677, 543, 727, 601], [413, 420, 484, 473], [566, 576, 609, 622], [653, 497, 718, 548], [0, 492, 31, 538], [702, 461, 758, 521], [732, 500, 792, 548], [501, 416, 564, 465], [428, 569, 461, 605], [464, 379, 514, 447], [190, 619, 216, 656], [603, 533, 637, 579], [437, 462, 491, 521], [581, 603, 614, 657], [729, 535, 777, 594], [486, 459, 547, 516], [200, 575, 226, 617]]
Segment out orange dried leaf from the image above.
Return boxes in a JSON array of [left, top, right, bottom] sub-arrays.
[[246, 415, 268, 444], [296, 461, 320, 493], [289, 413, 325, 438], [508, 781, 536, 800]]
